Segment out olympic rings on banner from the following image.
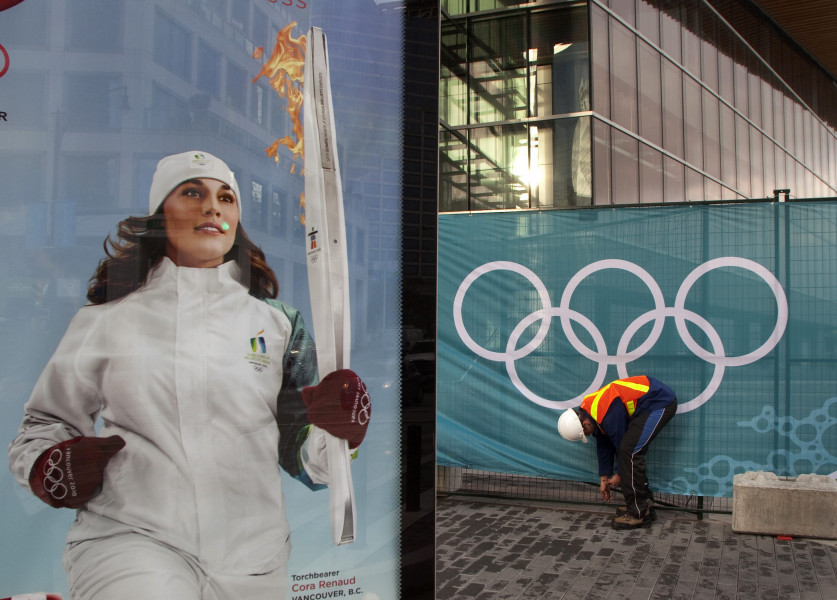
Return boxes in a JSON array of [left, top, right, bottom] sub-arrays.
[[453, 258, 788, 413]]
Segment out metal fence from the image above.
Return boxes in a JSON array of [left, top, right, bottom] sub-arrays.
[[436, 467, 733, 517]]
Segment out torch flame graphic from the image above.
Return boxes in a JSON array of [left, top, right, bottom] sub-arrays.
[[253, 22, 306, 171]]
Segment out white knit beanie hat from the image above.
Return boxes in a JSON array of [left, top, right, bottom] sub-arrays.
[[148, 151, 241, 215]]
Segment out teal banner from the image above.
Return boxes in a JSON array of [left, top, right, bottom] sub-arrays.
[[438, 202, 837, 497]]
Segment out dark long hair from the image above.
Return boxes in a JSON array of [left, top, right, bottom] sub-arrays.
[[87, 213, 279, 304]]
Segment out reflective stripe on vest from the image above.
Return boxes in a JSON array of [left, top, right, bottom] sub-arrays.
[[581, 377, 650, 421]]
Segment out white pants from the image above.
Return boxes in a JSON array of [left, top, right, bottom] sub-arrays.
[[63, 533, 289, 600]]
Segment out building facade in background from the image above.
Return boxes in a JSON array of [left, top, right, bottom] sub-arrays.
[[440, 0, 837, 211]]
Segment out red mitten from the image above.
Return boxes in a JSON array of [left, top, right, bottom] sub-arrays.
[[302, 369, 371, 449], [29, 435, 125, 509]]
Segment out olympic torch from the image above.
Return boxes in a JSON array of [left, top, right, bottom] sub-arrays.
[[303, 26, 355, 545]]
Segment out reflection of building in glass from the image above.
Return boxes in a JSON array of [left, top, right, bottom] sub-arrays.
[[440, 0, 837, 211], [0, 1, 402, 340]]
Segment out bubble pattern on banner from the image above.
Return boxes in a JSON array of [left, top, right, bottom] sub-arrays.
[[662, 397, 837, 496]]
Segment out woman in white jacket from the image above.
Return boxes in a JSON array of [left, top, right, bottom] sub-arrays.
[[8, 151, 370, 600]]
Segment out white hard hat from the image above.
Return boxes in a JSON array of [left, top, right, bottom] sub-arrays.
[[148, 150, 241, 215], [558, 409, 587, 443]]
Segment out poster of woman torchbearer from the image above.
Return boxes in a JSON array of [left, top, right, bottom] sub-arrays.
[[0, 1, 407, 598]]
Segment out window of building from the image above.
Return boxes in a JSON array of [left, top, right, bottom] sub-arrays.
[[67, 0, 124, 52], [225, 61, 247, 114], [197, 40, 222, 98], [440, 3, 590, 212], [148, 83, 189, 131], [64, 73, 125, 131], [251, 179, 266, 230], [61, 154, 118, 213], [153, 10, 192, 82], [0, 152, 44, 209]]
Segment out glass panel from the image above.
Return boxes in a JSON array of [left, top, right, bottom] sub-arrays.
[[763, 138, 775, 195], [683, 77, 702, 170], [591, 4, 610, 118], [610, 19, 637, 132], [803, 111, 813, 169], [440, 17, 467, 127], [733, 41, 748, 117], [442, 0, 467, 15], [794, 101, 804, 163], [720, 104, 736, 190], [681, 1, 700, 77], [638, 41, 662, 147], [439, 127, 468, 212], [593, 118, 612, 205], [812, 120, 822, 178], [662, 59, 683, 157], [640, 142, 664, 203], [736, 114, 750, 197], [761, 79, 773, 138], [62, 153, 118, 212], [197, 40, 222, 98], [610, 0, 636, 26], [685, 166, 704, 202], [664, 155, 685, 203], [717, 28, 734, 105], [225, 61, 247, 115], [750, 128, 763, 198], [535, 117, 591, 208], [748, 71, 761, 129], [785, 154, 796, 197], [64, 72, 125, 131], [67, 0, 124, 52], [611, 129, 638, 204], [531, 7, 589, 117], [251, 83, 268, 126], [153, 9, 192, 82], [772, 88, 784, 146], [470, 123, 528, 210], [699, 4, 718, 93], [705, 177, 721, 202], [783, 95, 794, 156], [0, 152, 44, 208], [702, 89, 720, 180], [773, 145, 786, 192], [469, 15, 527, 124], [659, 0, 681, 63], [637, 0, 660, 46]]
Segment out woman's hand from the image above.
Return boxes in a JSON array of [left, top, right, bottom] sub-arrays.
[[29, 435, 125, 509], [302, 369, 371, 449]]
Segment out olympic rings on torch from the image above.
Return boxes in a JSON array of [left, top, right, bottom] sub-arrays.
[[453, 258, 788, 414]]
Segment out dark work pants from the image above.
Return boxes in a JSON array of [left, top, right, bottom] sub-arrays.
[[618, 400, 677, 518]]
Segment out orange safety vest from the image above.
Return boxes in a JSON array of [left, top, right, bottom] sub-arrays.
[[580, 376, 651, 423]]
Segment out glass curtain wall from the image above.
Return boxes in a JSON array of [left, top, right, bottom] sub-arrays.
[[440, 1, 590, 211], [440, 0, 837, 212]]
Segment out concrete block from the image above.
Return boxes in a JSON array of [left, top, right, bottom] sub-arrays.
[[437, 466, 463, 493], [732, 471, 837, 539]]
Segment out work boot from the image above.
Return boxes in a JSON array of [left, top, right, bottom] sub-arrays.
[[615, 506, 656, 522], [611, 512, 650, 530]]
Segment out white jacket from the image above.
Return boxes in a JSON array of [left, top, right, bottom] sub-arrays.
[[8, 258, 327, 575]]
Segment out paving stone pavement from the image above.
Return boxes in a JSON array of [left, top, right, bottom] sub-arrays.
[[435, 496, 837, 600]]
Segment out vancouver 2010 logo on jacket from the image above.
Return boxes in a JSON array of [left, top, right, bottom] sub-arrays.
[[245, 330, 271, 372]]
